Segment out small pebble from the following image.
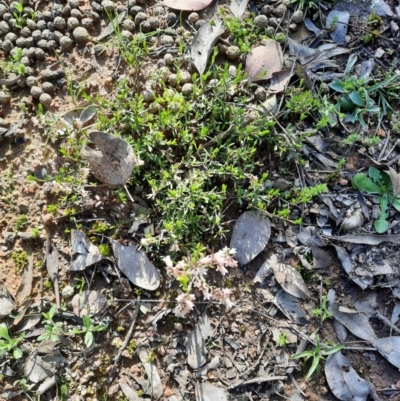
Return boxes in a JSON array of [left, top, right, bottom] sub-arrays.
[[42, 82, 54, 93], [81, 17, 93, 28], [194, 19, 206, 29], [0, 21, 10, 35], [53, 16, 66, 30], [26, 76, 38, 87], [37, 39, 49, 49], [254, 15, 268, 29], [261, 5, 272, 15], [37, 20, 47, 31], [160, 35, 174, 46], [148, 16, 159, 30], [274, 3, 287, 17], [0, 91, 11, 105], [181, 83, 193, 95], [291, 9, 304, 23], [164, 53, 174, 65], [178, 70, 191, 84], [30, 86, 43, 98], [129, 5, 143, 17], [121, 30, 133, 41], [226, 45, 240, 60], [73, 27, 90, 44], [2, 40, 13, 52], [60, 36, 73, 50], [39, 93, 52, 107], [168, 73, 177, 87], [159, 66, 171, 82], [188, 12, 199, 23], [32, 30, 42, 41], [121, 19, 135, 31], [26, 19, 36, 30], [101, 0, 115, 12], [289, 23, 297, 31], [20, 27, 31, 38], [254, 87, 266, 101], [153, 6, 164, 16], [166, 12, 177, 26], [67, 17, 80, 30], [70, 8, 82, 19], [35, 48, 46, 60], [135, 12, 147, 26], [140, 21, 152, 33], [5, 32, 17, 43]]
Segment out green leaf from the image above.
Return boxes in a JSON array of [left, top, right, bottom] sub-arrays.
[[48, 306, 56, 320], [348, 91, 366, 107], [306, 356, 321, 380], [392, 198, 400, 212], [13, 348, 23, 359], [339, 95, 354, 110], [368, 167, 381, 182], [368, 74, 400, 92], [83, 315, 91, 330], [345, 54, 357, 75], [0, 323, 10, 340], [329, 80, 347, 93], [291, 351, 313, 360], [375, 218, 389, 234], [91, 324, 107, 332], [322, 345, 344, 355], [352, 173, 381, 194], [85, 331, 94, 348]]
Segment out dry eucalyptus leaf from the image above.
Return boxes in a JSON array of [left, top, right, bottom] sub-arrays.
[[325, 352, 369, 401], [372, 337, 400, 368], [259, 95, 278, 116], [191, 19, 225, 75], [163, 0, 214, 11], [389, 167, 400, 198], [328, 291, 377, 342], [68, 229, 103, 272], [195, 382, 228, 401], [333, 245, 372, 290], [227, 0, 249, 18], [82, 131, 137, 185], [273, 263, 310, 299], [276, 290, 308, 324], [269, 69, 292, 93], [245, 42, 283, 82], [120, 383, 141, 401], [311, 246, 333, 269], [62, 105, 97, 128], [0, 284, 15, 318], [71, 290, 107, 317], [326, 10, 350, 44], [254, 254, 278, 283], [15, 248, 33, 304], [111, 241, 160, 291], [138, 349, 163, 400], [97, 12, 126, 41], [230, 211, 271, 265], [329, 233, 400, 245], [187, 313, 212, 369], [24, 353, 53, 383]]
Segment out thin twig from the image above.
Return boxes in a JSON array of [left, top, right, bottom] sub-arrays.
[[227, 375, 287, 390], [110, 295, 141, 379]]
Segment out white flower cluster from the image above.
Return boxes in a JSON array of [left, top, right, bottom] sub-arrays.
[[163, 248, 238, 317]]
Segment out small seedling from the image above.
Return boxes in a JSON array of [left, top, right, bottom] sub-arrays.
[[30, 227, 40, 239], [312, 296, 333, 322], [12, 0, 27, 28], [70, 315, 107, 348], [98, 243, 110, 257], [291, 334, 343, 380], [352, 167, 400, 233], [15, 214, 28, 231], [38, 306, 64, 342], [278, 332, 289, 347], [0, 323, 25, 359]]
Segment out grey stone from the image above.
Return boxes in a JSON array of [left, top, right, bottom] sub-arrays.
[[291, 9, 303, 23], [32, 30, 42, 41], [73, 27, 90, 44], [39, 93, 52, 107], [129, 6, 143, 17], [1, 40, 13, 52], [148, 16, 159, 30], [254, 15, 268, 29], [36, 39, 49, 49], [42, 82, 54, 93], [0, 91, 11, 105], [166, 12, 177, 26], [67, 17, 80, 30], [101, 0, 115, 12], [226, 45, 240, 60], [121, 19, 135, 31], [194, 19, 206, 29], [41, 29, 54, 41], [0, 21, 10, 35], [20, 27, 31, 38], [36, 20, 47, 31], [53, 16, 66, 30], [188, 12, 199, 23], [23, 37, 34, 47], [4, 32, 17, 43], [164, 53, 174, 65], [135, 12, 147, 26], [70, 9, 82, 19], [181, 83, 193, 95], [26, 76, 38, 87], [60, 36, 73, 50], [153, 6, 164, 16], [35, 48, 46, 60], [160, 35, 174, 46], [30, 86, 43, 98]]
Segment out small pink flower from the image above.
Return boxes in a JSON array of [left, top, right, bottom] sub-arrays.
[[174, 293, 195, 317]]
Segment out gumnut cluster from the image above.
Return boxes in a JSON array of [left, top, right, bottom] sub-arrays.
[[163, 247, 238, 317]]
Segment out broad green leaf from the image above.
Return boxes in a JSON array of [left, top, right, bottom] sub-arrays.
[[85, 331, 94, 348], [329, 80, 347, 93], [392, 198, 400, 211], [348, 91, 365, 107], [13, 348, 22, 359], [0, 323, 10, 340], [48, 306, 56, 320], [380, 194, 389, 213], [292, 351, 313, 360], [375, 218, 389, 234], [368, 167, 381, 182], [353, 173, 381, 194], [339, 95, 354, 110], [83, 315, 91, 330]]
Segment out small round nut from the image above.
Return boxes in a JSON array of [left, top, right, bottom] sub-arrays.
[[0, 91, 11, 105], [39, 93, 52, 107], [181, 83, 193, 95], [30, 86, 43, 98], [226, 45, 240, 60], [188, 12, 199, 23]]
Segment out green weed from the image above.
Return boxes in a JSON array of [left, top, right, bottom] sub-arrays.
[[0, 323, 25, 359], [70, 315, 107, 348]]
